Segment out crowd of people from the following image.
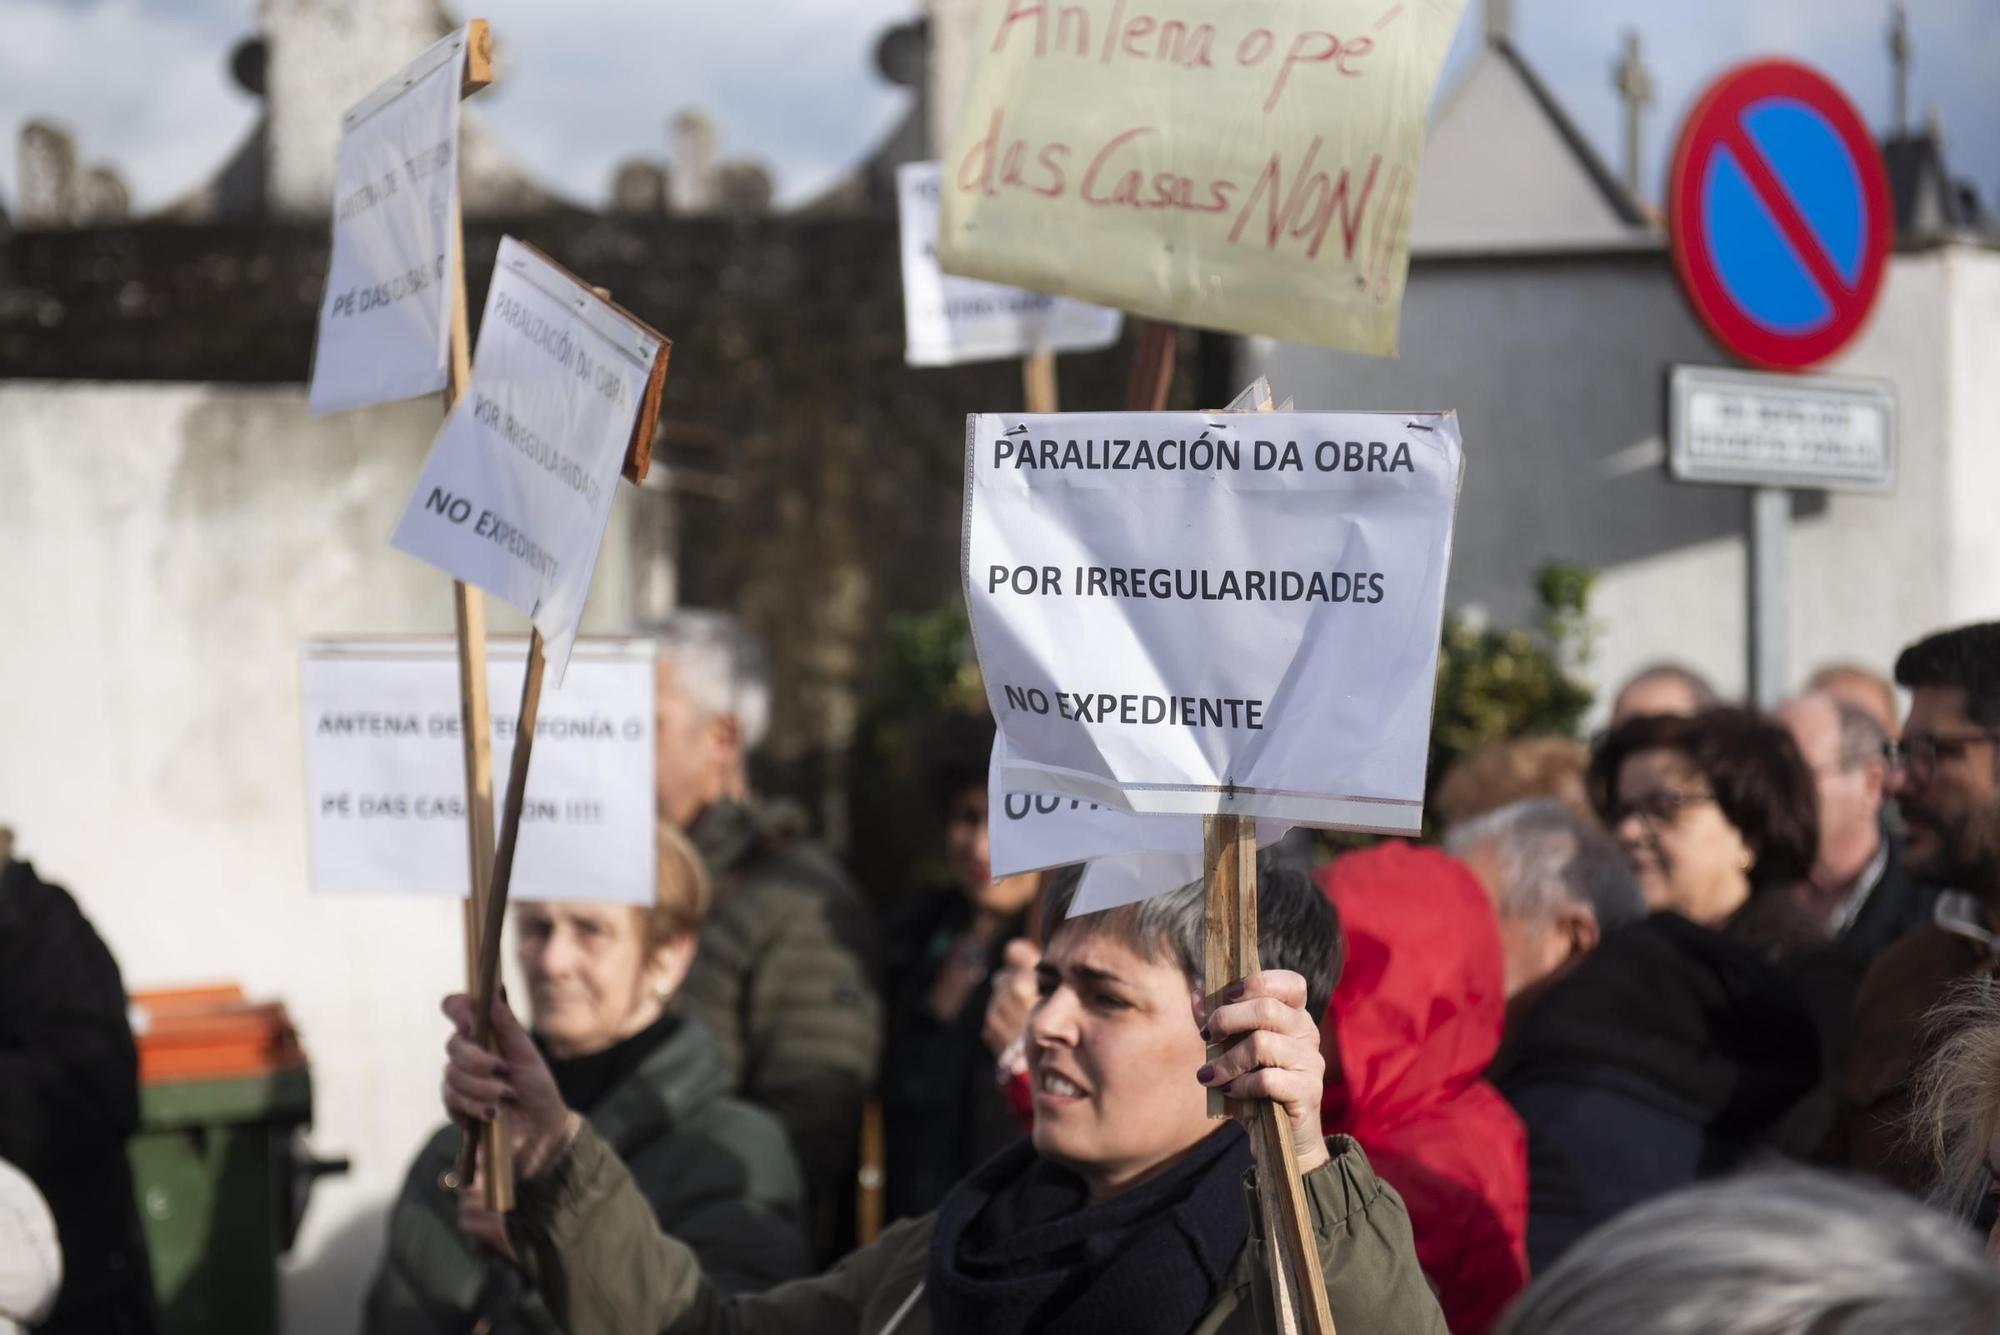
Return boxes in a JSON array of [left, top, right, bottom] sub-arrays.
[[6, 614, 2000, 1334]]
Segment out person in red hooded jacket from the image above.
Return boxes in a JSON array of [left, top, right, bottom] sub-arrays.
[[1317, 842, 1530, 1334]]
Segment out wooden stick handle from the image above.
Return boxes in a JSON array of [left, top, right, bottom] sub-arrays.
[[1203, 814, 1257, 1121], [1123, 321, 1178, 411], [1203, 813, 1337, 1335], [450, 581, 510, 1206], [452, 630, 548, 1198], [1022, 347, 1059, 414], [436, 134, 516, 1206]]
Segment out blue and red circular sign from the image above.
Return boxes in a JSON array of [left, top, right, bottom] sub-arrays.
[[1669, 60, 1892, 371]]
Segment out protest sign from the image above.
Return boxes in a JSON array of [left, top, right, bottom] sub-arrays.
[[937, 0, 1466, 353], [990, 738, 1202, 914], [898, 161, 1121, 367], [965, 410, 1462, 834], [316, 17, 521, 1210], [308, 25, 477, 415], [390, 237, 669, 680], [302, 638, 655, 904], [989, 736, 1294, 914]]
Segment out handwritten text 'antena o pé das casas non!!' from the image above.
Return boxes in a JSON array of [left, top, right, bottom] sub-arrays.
[[957, 2, 1414, 279]]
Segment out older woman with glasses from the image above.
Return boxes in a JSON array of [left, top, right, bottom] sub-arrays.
[[1495, 710, 1828, 1270], [1586, 709, 1819, 931]]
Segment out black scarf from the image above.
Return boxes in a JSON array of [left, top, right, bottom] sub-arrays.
[[926, 1123, 1253, 1335], [537, 1010, 679, 1114]]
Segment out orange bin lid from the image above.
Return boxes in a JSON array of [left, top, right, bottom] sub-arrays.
[[131, 983, 307, 1084]]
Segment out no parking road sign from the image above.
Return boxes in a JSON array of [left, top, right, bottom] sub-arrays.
[[1669, 60, 1892, 371]]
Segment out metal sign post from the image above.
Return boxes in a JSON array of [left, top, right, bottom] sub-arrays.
[[1748, 485, 1789, 709]]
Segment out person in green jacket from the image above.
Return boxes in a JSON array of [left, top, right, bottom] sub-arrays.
[[363, 823, 810, 1334], [441, 860, 1448, 1335], [650, 611, 884, 1261]]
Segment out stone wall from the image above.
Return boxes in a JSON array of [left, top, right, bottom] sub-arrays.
[[0, 212, 1206, 841]]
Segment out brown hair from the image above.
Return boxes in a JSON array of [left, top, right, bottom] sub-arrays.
[[1587, 709, 1818, 890], [639, 821, 712, 950]]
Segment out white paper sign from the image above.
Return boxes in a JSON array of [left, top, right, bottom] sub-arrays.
[[898, 161, 1121, 368], [991, 786, 1199, 876], [965, 411, 1462, 833], [991, 778, 1206, 916], [390, 237, 662, 680], [307, 27, 467, 415], [302, 638, 654, 904]]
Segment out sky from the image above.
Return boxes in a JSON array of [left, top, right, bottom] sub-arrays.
[[0, 0, 1994, 218]]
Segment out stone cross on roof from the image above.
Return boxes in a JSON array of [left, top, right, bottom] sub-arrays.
[[1612, 30, 1653, 200], [1889, 4, 1911, 136]]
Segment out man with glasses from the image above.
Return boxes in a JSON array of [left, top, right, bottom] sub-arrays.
[[1776, 691, 1932, 968], [1826, 621, 2000, 1192]]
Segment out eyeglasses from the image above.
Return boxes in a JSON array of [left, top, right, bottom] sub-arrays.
[[1608, 786, 1715, 827], [1889, 730, 2000, 781]]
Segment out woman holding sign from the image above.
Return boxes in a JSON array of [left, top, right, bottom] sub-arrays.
[[365, 824, 810, 1333], [438, 863, 1445, 1334]]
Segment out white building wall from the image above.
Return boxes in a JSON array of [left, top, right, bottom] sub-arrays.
[[1251, 242, 2000, 723], [0, 382, 636, 1335], [1942, 247, 2000, 623]]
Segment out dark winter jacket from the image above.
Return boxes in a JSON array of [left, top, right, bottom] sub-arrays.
[[1498, 912, 1822, 1273], [1837, 827, 1938, 970], [1719, 833, 1935, 1160], [880, 891, 1027, 1222], [362, 1013, 810, 1334], [1824, 905, 2000, 1193], [1317, 843, 1529, 1334], [0, 858, 158, 1335], [501, 1121, 1447, 1335], [678, 798, 883, 1259]]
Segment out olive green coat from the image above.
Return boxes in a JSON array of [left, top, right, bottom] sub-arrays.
[[362, 1017, 810, 1335], [678, 798, 883, 1256], [508, 1123, 1447, 1335]]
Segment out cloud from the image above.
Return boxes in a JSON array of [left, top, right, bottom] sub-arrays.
[[0, 0, 1990, 220], [463, 0, 918, 206], [0, 0, 257, 212]]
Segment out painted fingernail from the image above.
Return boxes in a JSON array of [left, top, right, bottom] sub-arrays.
[[1196, 1064, 1216, 1084], [485, 1105, 498, 1120], [499, 1091, 518, 1106], [1227, 982, 1246, 1001], [1199, 1024, 1213, 1042], [494, 1064, 511, 1080]]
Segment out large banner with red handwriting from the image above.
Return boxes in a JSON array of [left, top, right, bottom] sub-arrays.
[[937, 0, 1465, 355]]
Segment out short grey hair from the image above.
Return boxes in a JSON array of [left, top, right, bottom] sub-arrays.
[[644, 610, 771, 750], [1039, 860, 1340, 1023], [1447, 798, 1644, 931], [1498, 1170, 2000, 1335], [1913, 983, 2000, 1227]]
